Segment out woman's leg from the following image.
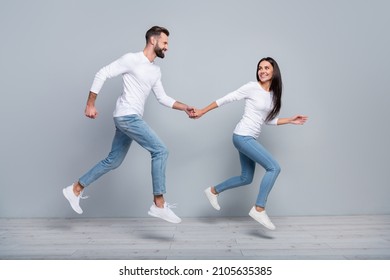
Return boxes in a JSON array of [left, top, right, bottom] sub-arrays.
[[237, 136, 280, 230], [236, 136, 280, 208], [214, 136, 256, 194]]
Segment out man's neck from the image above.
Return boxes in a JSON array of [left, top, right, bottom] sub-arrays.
[[143, 46, 157, 62]]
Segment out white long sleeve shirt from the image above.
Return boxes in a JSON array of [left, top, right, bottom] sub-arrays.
[[90, 51, 176, 117], [216, 81, 278, 139]]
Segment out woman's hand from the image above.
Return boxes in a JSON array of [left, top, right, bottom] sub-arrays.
[[193, 108, 205, 119], [289, 115, 308, 125], [193, 102, 219, 119], [276, 115, 308, 125]]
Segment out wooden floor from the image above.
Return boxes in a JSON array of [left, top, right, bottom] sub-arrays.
[[1, 215, 390, 260]]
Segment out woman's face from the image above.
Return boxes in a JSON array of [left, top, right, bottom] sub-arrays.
[[258, 60, 274, 84]]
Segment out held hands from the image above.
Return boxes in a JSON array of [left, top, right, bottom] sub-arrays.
[[189, 102, 218, 119], [183, 105, 206, 119], [191, 108, 205, 119], [184, 106, 197, 118], [181, 101, 218, 119], [185, 107, 206, 119]]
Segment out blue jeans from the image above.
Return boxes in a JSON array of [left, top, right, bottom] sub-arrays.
[[214, 134, 281, 208], [79, 115, 168, 195]]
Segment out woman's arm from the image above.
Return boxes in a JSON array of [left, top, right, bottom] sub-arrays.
[[195, 83, 251, 119], [276, 115, 308, 125], [194, 101, 219, 119]]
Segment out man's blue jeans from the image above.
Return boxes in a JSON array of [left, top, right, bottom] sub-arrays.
[[215, 134, 281, 208], [79, 115, 168, 195]]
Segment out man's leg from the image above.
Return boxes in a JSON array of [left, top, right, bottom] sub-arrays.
[[115, 115, 168, 197], [114, 115, 181, 223], [63, 125, 132, 214], [78, 127, 132, 188]]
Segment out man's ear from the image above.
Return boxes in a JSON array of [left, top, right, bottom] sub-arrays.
[[150, 36, 157, 46]]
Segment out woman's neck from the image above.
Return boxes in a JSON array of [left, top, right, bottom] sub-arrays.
[[259, 81, 271, 92]]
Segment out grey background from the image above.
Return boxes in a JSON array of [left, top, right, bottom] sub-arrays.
[[1, 0, 389, 218]]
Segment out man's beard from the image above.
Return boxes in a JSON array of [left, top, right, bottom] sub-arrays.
[[155, 45, 165, 58]]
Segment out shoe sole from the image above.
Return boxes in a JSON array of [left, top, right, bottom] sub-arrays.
[[148, 211, 181, 224], [63, 188, 83, 214]]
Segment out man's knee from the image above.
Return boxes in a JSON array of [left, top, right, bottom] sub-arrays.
[[153, 145, 169, 159], [102, 156, 124, 170]]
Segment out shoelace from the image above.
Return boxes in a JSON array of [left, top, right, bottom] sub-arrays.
[[165, 202, 178, 209], [79, 191, 89, 200]]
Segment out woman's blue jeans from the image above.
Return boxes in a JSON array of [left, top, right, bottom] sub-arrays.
[[214, 134, 281, 208], [78, 115, 168, 195]]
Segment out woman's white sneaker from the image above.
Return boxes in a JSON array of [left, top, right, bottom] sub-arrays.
[[204, 187, 220, 210], [249, 207, 276, 230]]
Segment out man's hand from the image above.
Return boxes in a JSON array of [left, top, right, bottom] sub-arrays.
[[85, 105, 98, 119], [184, 106, 197, 118], [172, 101, 198, 118], [85, 91, 98, 119]]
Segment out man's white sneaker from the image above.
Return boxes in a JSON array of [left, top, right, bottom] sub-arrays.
[[148, 202, 182, 223], [249, 207, 276, 230], [204, 187, 220, 210], [62, 184, 86, 214]]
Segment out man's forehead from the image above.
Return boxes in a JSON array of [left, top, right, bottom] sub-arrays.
[[159, 33, 168, 40]]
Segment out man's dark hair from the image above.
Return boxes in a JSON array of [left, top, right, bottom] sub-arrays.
[[145, 26, 169, 43]]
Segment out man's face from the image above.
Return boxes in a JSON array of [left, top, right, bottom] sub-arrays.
[[154, 33, 169, 58]]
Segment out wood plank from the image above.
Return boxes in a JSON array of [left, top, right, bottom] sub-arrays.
[[1, 215, 389, 260]]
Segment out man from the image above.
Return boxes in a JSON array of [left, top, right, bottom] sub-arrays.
[[63, 26, 194, 223]]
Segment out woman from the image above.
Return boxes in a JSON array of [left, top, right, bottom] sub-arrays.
[[194, 57, 307, 230]]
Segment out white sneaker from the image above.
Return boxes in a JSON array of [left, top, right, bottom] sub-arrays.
[[204, 187, 220, 210], [148, 202, 182, 223], [249, 207, 276, 230], [62, 184, 87, 214]]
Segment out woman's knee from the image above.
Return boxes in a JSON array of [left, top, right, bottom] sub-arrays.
[[240, 172, 254, 185], [272, 163, 281, 175]]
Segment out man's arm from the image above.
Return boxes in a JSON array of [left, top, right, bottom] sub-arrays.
[[172, 101, 196, 118], [85, 54, 134, 119], [85, 91, 98, 119]]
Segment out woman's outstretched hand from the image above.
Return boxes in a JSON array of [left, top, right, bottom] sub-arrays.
[[289, 115, 308, 125]]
